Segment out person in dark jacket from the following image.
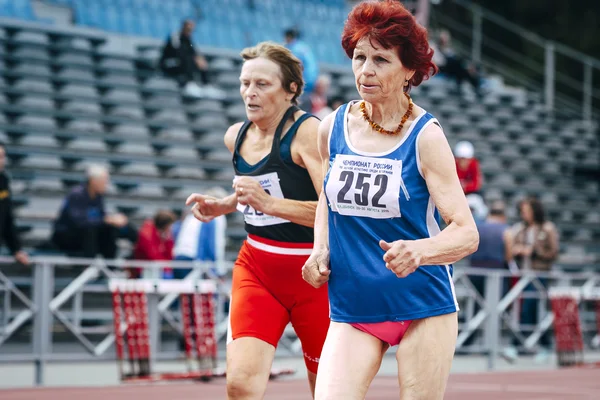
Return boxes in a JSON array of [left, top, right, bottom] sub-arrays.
[[0, 143, 28, 265], [51, 164, 133, 259], [159, 19, 224, 99]]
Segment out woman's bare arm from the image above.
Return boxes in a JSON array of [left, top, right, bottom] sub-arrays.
[[413, 123, 479, 265]]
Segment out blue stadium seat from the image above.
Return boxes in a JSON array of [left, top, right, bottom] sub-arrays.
[[192, 22, 213, 47], [0, 0, 37, 21], [120, 9, 138, 35], [106, 8, 122, 33], [44, 0, 73, 5]]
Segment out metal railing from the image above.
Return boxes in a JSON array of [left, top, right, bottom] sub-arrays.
[[0, 256, 599, 386], [0, 256, 231, 385], [431, 0, 600, 122]]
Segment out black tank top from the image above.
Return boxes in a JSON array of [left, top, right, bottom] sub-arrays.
[[232, 106, 318, 243]]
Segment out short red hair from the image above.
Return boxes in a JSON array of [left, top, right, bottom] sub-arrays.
[[341, 0, 438, 90]]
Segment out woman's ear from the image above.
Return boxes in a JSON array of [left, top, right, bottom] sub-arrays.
[[289, 82, 298, 97]]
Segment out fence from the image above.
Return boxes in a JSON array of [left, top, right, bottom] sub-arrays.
[[0, 256, 599, 385]]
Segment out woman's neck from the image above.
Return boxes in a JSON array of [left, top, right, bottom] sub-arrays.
[[365, 92, 410, 130], [252, 106, 291, 136]]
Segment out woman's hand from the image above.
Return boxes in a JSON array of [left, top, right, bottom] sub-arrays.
[[233, 177, 275, 215], [380, 239, 422, 278], [302, 246, 330, 288]]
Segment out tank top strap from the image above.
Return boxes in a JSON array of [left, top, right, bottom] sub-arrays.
[[329, 103, 350, 157], [402, 112, 435, 145], [272, 106, 300, 145], [280, 112, 313, 146], [280, 112, 317, 164], [270, 105, 301, 162]]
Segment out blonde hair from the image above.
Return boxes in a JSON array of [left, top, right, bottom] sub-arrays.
[[86, 163, 109, 180], [240, 41, 304, 104]]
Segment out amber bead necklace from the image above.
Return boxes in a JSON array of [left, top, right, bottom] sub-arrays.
[[360, 92, 413, 136]]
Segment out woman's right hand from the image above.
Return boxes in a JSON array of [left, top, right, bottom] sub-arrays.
[[302, 245, 330, 288], [185, 193, 226, 222]]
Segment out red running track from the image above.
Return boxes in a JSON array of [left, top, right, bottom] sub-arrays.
[[2, 368, 599, 399]]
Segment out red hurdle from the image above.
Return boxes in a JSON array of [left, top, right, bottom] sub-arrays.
[[109, 278, 296, 383], [549, 287, 600, 368], [109, 279, 223, 383]]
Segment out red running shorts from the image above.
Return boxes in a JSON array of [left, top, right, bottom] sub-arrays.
[[227, 234, 330, 374]]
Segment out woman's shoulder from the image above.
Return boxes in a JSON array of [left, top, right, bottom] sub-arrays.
[[541, 221, 558, 233], [510, 221, 526, 234], [224, 121, 246, 152]]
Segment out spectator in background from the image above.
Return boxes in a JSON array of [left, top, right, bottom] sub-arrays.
[[172, 187, 228, 279], [454, 140, 482, 195], [51, 165, 134, 259], [130, 210, 177, 279], [463, 199, 513, 349], [432, 29, 482, 96], [503, 196, 559, 363], [0, 142, 28, 265], [309, 75, 332, 119], [159, 19, 225, 99], [413, 0, 432, 28], [284, 28, 319, 110], [512, 197, 559, 273], [455, 140, 486, 220], [467, 194, 488, 224], [470, 200, 514, 301], [471, 199, 513, 269], [172, 188, 227, 353]]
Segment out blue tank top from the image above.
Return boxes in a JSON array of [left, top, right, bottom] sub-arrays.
[[470, 221, 508, 269], [324, 102, 459, 323]]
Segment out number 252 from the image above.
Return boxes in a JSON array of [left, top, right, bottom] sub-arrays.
[[337, 171, 388, 208]]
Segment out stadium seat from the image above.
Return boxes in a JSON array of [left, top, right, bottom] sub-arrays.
[[59, 83, 99, 99], [62, 100, 103, 116], [18, 134, 59, 149], [14, 95, 55, 110], [165, 166, 206, 180], [66, 137, 108, 153], [118, 161, 161, 177], [12, 78, 53, 93], [55, 53, 94, 67], [56, 66, 96, 81], [115, 142, 155, 157], [109, 105, 144, 120]]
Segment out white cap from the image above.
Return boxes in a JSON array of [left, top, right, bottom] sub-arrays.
[[454, 141, 475, 158]]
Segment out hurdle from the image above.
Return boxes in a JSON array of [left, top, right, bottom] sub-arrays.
[[110, 278, 225, 383], [109, 278, 296, 383], [548, 287, 600, 368]]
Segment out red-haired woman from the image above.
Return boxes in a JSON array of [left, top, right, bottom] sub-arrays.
[[302, 1, 479, 398]]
